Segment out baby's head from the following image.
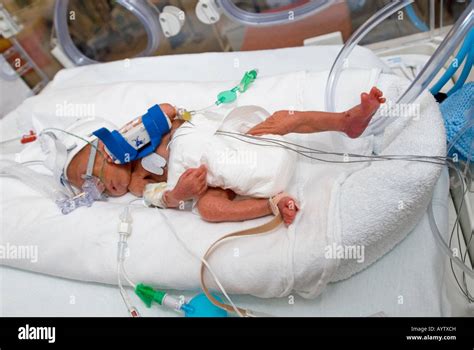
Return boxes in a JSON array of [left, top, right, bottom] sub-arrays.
[[66, 141, 132, 196], [66, 118, 185, 197]]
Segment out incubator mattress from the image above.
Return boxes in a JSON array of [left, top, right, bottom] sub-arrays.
[[0, 46, 446, 298]]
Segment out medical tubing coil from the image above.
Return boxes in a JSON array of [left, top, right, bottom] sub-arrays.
[[218, 0, 332, 27], [53, 0, 161, 66]]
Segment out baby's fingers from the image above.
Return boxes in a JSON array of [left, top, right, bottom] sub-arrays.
[[247, 126, 261, 135], [197, 183, 208, 196]]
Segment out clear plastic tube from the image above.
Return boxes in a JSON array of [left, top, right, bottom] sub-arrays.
[[53, 0, 161, 66], [428, 164, 474, 279], [218, 0, 333, 27], [0, 159, 67, 201], [325, 0, 414, 113], [405, 3, 429, 32], [396, 3, 473, 101], [325, 1, 474, 137], [376, 2, 473, 136], [447, 30, 474, 96], [430, 27, 474, 95]]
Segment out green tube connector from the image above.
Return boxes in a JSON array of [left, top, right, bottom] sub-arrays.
[[135, 283, 166, 308], [215, 69, 258, 105], [238, 69, 258, 92]]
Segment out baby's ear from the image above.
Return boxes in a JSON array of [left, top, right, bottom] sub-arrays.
[[97, 141, 113, 163]]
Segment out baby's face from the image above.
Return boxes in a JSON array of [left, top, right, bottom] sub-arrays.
[[67, 142, 132, 197]]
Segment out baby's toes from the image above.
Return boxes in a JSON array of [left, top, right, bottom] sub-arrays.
[[282, 206, 296, 225], [370, 87, 381, 98]]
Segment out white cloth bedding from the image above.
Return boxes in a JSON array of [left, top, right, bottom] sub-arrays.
[[0, 45, 446, 300], [0, 168, 451, 317]]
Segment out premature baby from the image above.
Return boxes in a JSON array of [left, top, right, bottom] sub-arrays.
[[66, 87, 385, 225]]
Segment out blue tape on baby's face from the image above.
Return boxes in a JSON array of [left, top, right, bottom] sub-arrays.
[[93, 104, 171, 164]]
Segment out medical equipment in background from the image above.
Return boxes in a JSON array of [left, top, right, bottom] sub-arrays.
[[405, 2, 429, 32], [0, 3, 49, 94], [325, 0, 474, 138], [52, 0, 162, 67], [159, 6, 186, 38], [199, 0, 334, 26], [430, 27, 474, 97], [195, 0, 222, 24]]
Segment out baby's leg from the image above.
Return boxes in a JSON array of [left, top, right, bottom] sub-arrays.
[[247, 87, 385, 137], [197, 188, 297, 225]]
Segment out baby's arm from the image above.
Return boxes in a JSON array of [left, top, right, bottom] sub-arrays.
[[143, 165, 208, 208], [163, 165, 208, 208]]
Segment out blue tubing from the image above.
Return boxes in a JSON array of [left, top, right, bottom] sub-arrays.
[[405, 4, 429, 32], [430, 28, 474, 95], [447, 42, 474, 96]]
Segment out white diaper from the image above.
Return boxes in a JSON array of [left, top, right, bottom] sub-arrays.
[[166, 106, 296, 198]]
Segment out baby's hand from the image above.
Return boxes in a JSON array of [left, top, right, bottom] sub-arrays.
[[172, 165, 208, 202]]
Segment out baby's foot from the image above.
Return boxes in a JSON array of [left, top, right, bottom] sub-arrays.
[[343, 87, 386, 138], [277, 196, 299, 225]]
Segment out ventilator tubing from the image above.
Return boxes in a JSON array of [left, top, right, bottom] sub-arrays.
[[0, 159, 68, 202], [428, 118, 474, 279], [428, 195, 474, 279]]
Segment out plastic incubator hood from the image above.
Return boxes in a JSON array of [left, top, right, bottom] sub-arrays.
[[53, 0, 161, 66], [217, 0, 333, 26]]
